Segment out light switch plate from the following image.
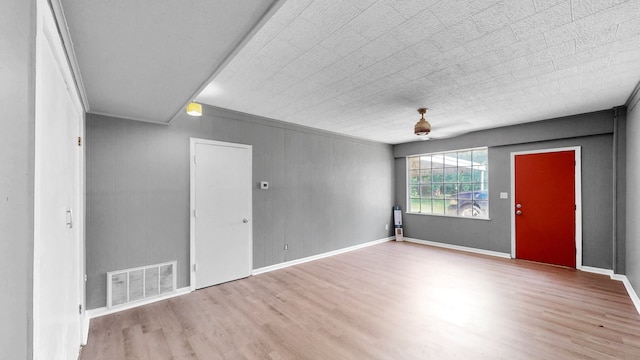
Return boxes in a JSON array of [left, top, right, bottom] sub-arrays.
[[500, 192, 508, 199]]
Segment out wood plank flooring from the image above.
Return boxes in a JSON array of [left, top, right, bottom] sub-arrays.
[[79, 241, 640, 359]]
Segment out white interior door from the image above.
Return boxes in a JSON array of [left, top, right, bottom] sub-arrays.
[[33, 1, 84, 358], [191, 139, 252, 289]]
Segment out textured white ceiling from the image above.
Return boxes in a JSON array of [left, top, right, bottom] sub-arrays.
[[197, 0, 640, 144], [60, 0, 278, 123]]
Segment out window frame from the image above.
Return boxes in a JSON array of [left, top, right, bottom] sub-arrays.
[[406, 147, 490, 220]]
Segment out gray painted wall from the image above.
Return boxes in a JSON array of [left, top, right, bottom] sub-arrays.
[[626, 90, 640, 296], [0, 0, 35, 358], [86, 107, 394, 309], [394, 111, 620, 270], [615, 108, 627, 274]]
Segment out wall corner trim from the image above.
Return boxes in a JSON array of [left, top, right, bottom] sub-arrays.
[[626, 79, 640, 112], [252, 237, 394, 276], [403, 238, 512, 259]]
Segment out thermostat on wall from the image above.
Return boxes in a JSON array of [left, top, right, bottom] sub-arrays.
[[260, 181, 269, 189]]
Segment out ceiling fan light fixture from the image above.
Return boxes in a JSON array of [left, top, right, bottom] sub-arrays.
[[414, 108, 431, 136], [186, 102, 202, 117]]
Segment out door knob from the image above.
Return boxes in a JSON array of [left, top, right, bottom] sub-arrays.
[[516, 204, 522, 209], [243, 219, 249, 223], [516, 210, 522, 215]]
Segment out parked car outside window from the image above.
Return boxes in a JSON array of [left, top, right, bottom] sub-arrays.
[[447, 190, 488, 217]]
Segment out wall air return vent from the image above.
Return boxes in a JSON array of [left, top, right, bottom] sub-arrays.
[[107, 261, 177, 308]]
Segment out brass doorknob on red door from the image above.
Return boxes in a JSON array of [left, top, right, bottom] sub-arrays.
[[516, 204, 522, 208]]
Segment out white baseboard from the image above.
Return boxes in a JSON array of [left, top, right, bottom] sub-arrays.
[[86, 286, 192, 319], [252, 237, 394, 276], [403, 237, 512, 259], [83, 286, 192, 344], [580, 266, 614, 276], [611, 274, 628, 282]]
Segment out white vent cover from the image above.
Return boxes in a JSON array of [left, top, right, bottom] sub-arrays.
[[107, 261, 177, 308]]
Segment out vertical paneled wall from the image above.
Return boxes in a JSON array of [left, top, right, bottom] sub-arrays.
[[86, 108, 394, 309]]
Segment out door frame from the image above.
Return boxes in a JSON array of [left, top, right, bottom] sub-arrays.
[[510, 146, 582, 269], [189, 138, 253, 291]]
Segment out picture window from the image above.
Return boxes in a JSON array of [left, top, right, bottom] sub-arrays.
[[408, 148, 488, 218]]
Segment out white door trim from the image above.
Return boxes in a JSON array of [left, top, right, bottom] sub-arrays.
[[510, 146, 582, 269], [189, 138, 253, 291]]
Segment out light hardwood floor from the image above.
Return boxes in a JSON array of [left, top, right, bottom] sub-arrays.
[[80, 241, 640, 359]]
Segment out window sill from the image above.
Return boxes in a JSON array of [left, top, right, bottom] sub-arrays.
[[405, 212, 491, 221]]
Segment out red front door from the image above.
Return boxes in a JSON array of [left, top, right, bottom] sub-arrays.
[[514, 150, 576, 268]]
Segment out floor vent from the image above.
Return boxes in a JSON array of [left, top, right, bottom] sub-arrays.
[[107, 261, 177, 308]]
